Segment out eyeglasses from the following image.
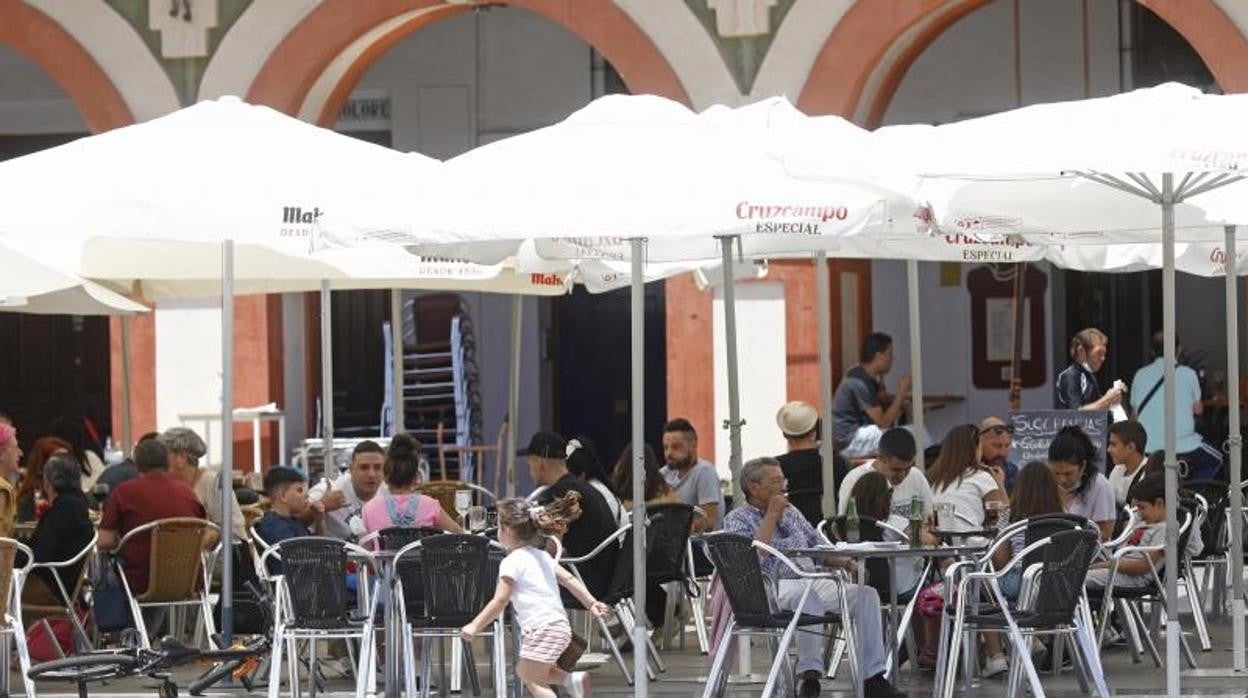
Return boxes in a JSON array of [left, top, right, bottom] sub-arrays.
[[979, 425, 1014, 437]]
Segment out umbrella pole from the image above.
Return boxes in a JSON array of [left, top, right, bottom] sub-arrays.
[[815, 252, 836, 516], [120, 315, 133, 454], [906, 260, 926, 467], [506, 295, 522, 498], [391, 290, 405, 435], [629, 238, 648, 697], [1162, 174, 1180, 696], [1226, 224, 1245, 671], [720, 236, 744, 506], [220, 240, 235, 644], [320, 280, 334, 480]]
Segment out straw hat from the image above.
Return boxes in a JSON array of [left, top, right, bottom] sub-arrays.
[[776, 401, 818, 437]]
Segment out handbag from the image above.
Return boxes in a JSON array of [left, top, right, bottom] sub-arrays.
[[556, 631, 587, 673], [91, 556, 133, 633]]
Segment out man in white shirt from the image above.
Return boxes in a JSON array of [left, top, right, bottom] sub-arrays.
[[837, 427, 933, 520], [307, 441, 387, 540], [1130, 332, 1223, 481]]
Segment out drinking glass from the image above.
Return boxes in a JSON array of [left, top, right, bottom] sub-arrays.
[[936, 502, 956, 530], [455, 489, 472, 525], [468, 505, 487, 533], [984, 500, 1005, 530]]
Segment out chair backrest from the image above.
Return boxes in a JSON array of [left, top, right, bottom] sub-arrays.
[[278, 537, 352, 629], [701, 533, 774, 628], [0, 539, 18, 618], [824, 515, 891, 595], [645, 503, 695, 586], [139, 518, 212, 603], [1025, 529, 1100, 626], [595, 528, 636, 607], [380, 526, 443, 614], [416, 534, 490, 626], [414, 481, 467, 520], [1021, 514, 1090, 569]]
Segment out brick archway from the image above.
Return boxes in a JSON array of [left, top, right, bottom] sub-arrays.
[[247, 0, 690, 123], [798, 0, 1248, 124]]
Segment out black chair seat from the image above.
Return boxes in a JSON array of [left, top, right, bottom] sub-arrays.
[[735, 610, 843, 630], [954, 605, 1077, 630]]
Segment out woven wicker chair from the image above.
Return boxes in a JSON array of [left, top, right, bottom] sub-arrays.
[[0, 538, 35, 697], [262, 536, 376, 698], [22, 529, 98, 656], [413, 481, 495, 521], [113, 517, 218, 650]]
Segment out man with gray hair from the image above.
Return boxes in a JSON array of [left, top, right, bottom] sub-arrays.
[[723, 457, 902, 698], [159, 427, 246, 542]]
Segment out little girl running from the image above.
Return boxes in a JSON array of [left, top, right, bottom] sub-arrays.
[[460, 493, 609, 698]]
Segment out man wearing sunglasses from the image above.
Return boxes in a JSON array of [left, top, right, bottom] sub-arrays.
[[977, 417, 1019, 493]]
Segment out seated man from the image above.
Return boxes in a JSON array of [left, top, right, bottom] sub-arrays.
[[977, 417, 1020, 493], [1107, 420, 1149, 508], [254, 467, 323, 575], [307, 440, 387, 540], [98, 439, 206, 597], [160, 427, 246, 545], [837, 427, 932, 520], [832, 333, 912, 458], [660, 418, 724, 532], [526, 431, 617, 600], [776, 401, 849, 527], [724, 457, 903, 698]]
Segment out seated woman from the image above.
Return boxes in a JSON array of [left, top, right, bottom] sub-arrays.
[[24, 454, 95, 606], [1047, 425, 1116, 541], [360, 433, 462, 538], [567, 437, 623, 526], [991, 461, 1065, 600], [850, 470, 928, 597], [610, 443, 678, 512], [15, 437, 70, 522]]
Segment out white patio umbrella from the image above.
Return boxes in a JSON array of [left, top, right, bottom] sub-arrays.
[[857, 83, 1248, 696], [0, 237, 147, 315], [354, 94, 918, 696]]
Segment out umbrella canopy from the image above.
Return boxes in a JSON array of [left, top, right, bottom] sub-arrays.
[[355, 95, 917, 264], [0, 237, 146, 314]]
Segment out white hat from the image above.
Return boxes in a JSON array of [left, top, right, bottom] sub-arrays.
[[776, 401, 818, 437]]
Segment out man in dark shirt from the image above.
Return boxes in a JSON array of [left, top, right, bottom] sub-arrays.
[[1054, 327, 1123, 411], [832, 333, 911, 457], [775, 401, 846, 526], [526, 431, 617, 599], [255, 467, 321, 575], [98, 438, 206, 595], [27, 454, 95, 604]]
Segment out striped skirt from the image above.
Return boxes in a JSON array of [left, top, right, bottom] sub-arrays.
[[519, 620, 572, 664]]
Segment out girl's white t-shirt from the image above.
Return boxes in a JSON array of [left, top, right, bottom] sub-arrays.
[[931, 470, 999, 529], [498, 546, 568, 630]]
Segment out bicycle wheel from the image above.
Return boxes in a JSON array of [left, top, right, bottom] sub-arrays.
[[27, 652, 140, 682], [187, 659, 241, 695]]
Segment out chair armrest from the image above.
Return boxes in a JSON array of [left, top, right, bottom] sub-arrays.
[[1104, 508, 1141, 549], [29, 530, 99, 571], [562, 524, 630, 565], [963, 535, 1053, 584], [751, 540, 839, 581]]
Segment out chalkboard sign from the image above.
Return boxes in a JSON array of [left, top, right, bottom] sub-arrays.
[[1007, 410, 1111, 472]]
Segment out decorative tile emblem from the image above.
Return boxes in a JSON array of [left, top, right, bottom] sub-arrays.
[[149, 0, 219, 59], [707, 0, 778, 37]]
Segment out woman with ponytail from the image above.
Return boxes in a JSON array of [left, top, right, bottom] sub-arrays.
[[1047, 425, 1117, 540], [461, 492, 609, 697], [361, 433, 462, 536]]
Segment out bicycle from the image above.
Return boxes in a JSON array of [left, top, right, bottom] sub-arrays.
[[27, 582, 272, 698]]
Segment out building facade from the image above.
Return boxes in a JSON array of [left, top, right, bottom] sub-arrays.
[[2, 0, 1247, 475]]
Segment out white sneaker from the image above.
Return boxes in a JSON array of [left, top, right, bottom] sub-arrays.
[[982, 654, 1009, 678], [566, 671, 592, 698]]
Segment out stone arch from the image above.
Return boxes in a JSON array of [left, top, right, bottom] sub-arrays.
[[798, 0, 1248, 124], [247, 0, 690, 123], [0, 0, 133, 131]]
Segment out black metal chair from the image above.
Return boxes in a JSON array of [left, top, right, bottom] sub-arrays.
[[699, 532, 857, 698], [645, 503, 700, 652], [262, 537, 375, 698], [940, 528, 1106, 698]]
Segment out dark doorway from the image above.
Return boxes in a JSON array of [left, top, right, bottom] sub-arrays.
[[0, 133, 111, 451], [552, 284, 667, 477], [1062, 270, 1160, 391]]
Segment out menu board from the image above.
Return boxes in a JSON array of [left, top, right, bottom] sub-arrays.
[[1007, 409, 1111, 471]]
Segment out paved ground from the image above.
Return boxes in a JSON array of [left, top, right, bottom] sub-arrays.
[[23, 612, 1248, 695]]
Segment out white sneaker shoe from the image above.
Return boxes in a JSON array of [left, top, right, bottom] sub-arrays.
[[982, 654, 1009, 678], [566, 671, 592, 698]]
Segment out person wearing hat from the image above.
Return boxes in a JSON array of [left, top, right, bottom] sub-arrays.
[[977, 416, 1020, 493], [775, 401, 847, 527], [526, 431, 617, 599], [160, 427, 247, 543]]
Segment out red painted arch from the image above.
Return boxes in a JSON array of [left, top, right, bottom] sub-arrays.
[[248, 0, 690, 121], [799, 0, 1248, 124]]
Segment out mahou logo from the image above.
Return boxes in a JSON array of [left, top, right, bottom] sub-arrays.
[[282, 206, 323, 225], [530, 273, 564, 287]]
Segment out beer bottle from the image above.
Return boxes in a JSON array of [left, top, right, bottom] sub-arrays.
[[845, 498, 860, 544]]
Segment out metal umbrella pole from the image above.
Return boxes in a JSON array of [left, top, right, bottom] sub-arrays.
[[506, 295, 522, 498], [719, 236, 744, 506], [220, 240, 235, 644], [1161, 174, 1180, 695], [815, 252, 836, 516], [390, 289, 405, 434], [629, 237, 648, 697], [320, 279, 335, 480], [120, 315, 134, 454], [906, 260, 925, 467], [1226, 224, 1245, 672]]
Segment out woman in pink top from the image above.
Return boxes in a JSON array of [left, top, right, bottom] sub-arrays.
[[361, 433, 462, 534]]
